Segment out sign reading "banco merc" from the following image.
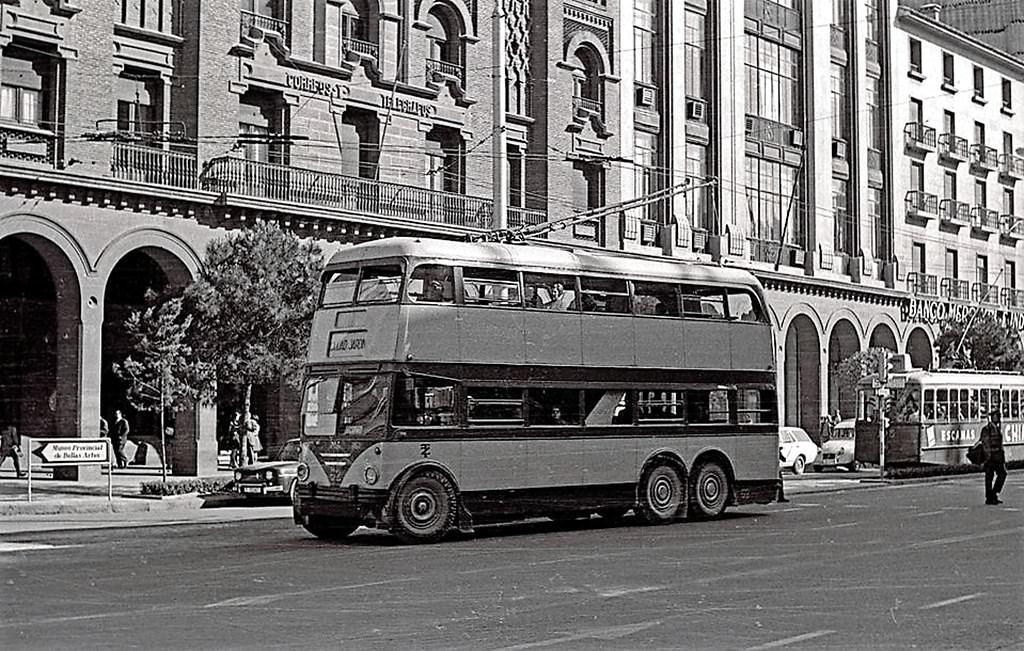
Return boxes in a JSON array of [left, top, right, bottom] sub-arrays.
[[901, 297, 1024, 331]]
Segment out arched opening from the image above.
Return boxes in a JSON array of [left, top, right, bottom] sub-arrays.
[[907, 328, 933, 370], [425, 4, 462, 70], [784, 315, 821, 440], [827, 319, 860, 422], [0, 236, 78, 446], [869, 324, 898, 352], [570, 45, 604, 118], [316, 0, 381, 67], [102, 248, 191, 470]]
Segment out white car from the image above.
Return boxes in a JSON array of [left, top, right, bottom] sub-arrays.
[[813, 419, 859, 472], [779, 426, 819, 475]]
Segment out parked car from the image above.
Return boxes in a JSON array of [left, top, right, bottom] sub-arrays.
[[813, 419, 859, 472], [233, 438, 300, 501], [778, 426, 819, 475]]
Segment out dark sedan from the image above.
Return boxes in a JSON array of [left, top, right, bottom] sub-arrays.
[[233, 438, 300, 501]]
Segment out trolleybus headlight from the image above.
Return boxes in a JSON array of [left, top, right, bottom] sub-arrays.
[[264, 470, 275, 481], [364, 466, 379, 485], [233, 470, 242, 482], [296, 463, 310, 482]]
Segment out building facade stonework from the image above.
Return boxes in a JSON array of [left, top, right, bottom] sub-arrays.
[[0, 0, 1021, 477]]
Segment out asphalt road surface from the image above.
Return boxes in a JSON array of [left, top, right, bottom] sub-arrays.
[[1, 476, 1022, 650]]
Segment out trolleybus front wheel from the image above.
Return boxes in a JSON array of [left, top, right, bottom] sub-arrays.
[[690, 461, 730, 519], [637, 462, 684, 524], [388, 469, 458, 544], [303, 515, 358, 540]]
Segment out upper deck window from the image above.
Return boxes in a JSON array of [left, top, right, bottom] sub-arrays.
[[524, 273, 577, 310], [463, 267, 521, 306], [528, 388, 581, 425], [737, 389, 776, 423], [580, 277, 630, 314], [583, 389, 633, 425], [638, 390, 686, 422], [408, 264, 455, 303], [357, 265, 403, 303], [633, 281, 680, 316], [466, 386, 524, 425], [322, 268, 359, 305], [680, 285, 726, 318]]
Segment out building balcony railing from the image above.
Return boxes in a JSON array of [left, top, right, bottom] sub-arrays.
[[426, 58, 464, 84], [999, 153, 1024, 180], [937, 133, 968, 162], [1002, 287, 1024, 309], [865, 39, 879, 66], [1000, 214, 1024, 240], [904, 122, 936, 152], [970, 206, 1000, 232], [939, 198, 970, 226], [0, 124, 57, 166], [573, 95, 604, 119], [343, 36, 379, 60], [240, 10, 289, 43], [867, 146, 882, 172], [905, 190, 938, 218], [745, 0, 801, 32], [907, 272, 939, 297], [111, 143, 198, 189], [973, 282, 1001, 306], [830, 25, 847, 51], [969, 143, 998, 172], [941, 277, 971, 301], [199, 156, 547, 230]]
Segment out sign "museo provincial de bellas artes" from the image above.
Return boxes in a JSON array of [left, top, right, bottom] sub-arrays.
[[901, 297, 1024, 331]]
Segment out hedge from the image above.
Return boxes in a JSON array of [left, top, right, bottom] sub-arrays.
[[139, 477, 233, 496], [884, 459, 1024, 480]]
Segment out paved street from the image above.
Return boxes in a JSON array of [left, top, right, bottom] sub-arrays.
[[1, 475, 1021, 650]]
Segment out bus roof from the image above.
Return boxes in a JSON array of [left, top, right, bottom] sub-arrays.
[[899, 369, 1024, 388], [326, 237, 763, 288]]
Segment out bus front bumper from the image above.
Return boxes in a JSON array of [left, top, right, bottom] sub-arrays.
[[292, 483, 389, 524]]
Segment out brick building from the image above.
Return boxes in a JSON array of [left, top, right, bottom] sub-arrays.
[[0, 0, 1021, 478]]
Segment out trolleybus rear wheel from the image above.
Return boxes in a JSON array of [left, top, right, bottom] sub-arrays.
[[690, 461, 730, 519], [303, 515, 358, 540], [637, 463, 684, 524], [389, 469, 458, 544]]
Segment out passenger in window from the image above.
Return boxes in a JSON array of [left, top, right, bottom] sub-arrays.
[[550, 407, 569, 425], [545, 282, 576, 310], [654, 302, 668, 316]]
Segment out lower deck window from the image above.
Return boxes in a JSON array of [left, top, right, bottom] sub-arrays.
[[393, 376, 458, 426], [467, 386, 524, 424]]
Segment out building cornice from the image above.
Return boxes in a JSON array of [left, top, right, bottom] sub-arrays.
[[896, 7, 1024, 78], [753, 268, 909, 308]]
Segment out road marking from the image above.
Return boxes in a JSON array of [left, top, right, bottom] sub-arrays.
[[495, 620, 662, 650], [0, 542, 72, 553], [914, 510, 946, 517], [202, 577, 417, 608], [809, 522, 858, 531], [596, 585, 666, 598], [747, 629, 835, 649], [919, 593, 986, 610]]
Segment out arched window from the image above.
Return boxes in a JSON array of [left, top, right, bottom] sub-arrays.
[[425, 4, 464, 84], [570, 45, 604, 117], [316, 0, 379, 67]]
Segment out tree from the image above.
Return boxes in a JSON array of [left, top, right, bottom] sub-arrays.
[[184, 220, 324, 421], [935, 311, 1024, 371], [113, 292, 204, 482], [834, 348, 889, 409]]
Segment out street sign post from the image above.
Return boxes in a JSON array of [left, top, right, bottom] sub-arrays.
[[27, 438, 113, 502], [875, 387, 889, 480]]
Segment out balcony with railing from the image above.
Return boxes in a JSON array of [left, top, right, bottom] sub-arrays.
[[111, 143, 198, 189], [969, 143, 998, 172], [939, 198, 970, 226], [1000, 214, 1024, 240], [199, 155, 547, 230], [1002, 287, 1024, 309], [830, 25, 847, 52], [970, 206, 1000, 232], [0, 125, 57, 166], [573, 95, 604, 119], [865, 39, 880, 67], [240, 10, 289, 43], [907, 272, 939, 297], [973, 282, 1001, 305], [904, 122, 936, 153], [905, 190, 938, 219], [999, 152, 1024, 180], [343, 35, 379, 60], [941, 277, 971, 301], [426, 58, 464, 85], [937, 133, 968, 162]]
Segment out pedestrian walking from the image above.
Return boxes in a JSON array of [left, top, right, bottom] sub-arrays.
[[0, 423, 24, 477], [227, 410, 243, 468], [980, 407, 1007, 505], [244, 413, 262, 466], [112, 409, 130, 469]]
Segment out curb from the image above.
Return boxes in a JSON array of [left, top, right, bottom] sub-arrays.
[[0, 493, 213, 517]]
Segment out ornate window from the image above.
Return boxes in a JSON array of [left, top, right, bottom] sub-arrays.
[[315, 0, 379, 67], [425, 4, 464, 85], [569, 45, 603, 119]]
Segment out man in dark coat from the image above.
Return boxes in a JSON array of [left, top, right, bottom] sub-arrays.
[[980, 407, 1007, 505], [112, 409, 130, 469]]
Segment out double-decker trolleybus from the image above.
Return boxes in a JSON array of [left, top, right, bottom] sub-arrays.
[[293, 237, 780, 543], [855, 369, 1024, 466]]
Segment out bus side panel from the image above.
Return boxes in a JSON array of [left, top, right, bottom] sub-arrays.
[[582, 314, 635, 367], [524, 311, 583, 366], [634, 318, 686, 369], [401, 305, 461, 362], [525, 438, 584, 487], [459, 308, 526, 364], [730, 324, 774, 372], [452, 439, 526, 491], [582, 436, 638, 485], [682, 319, 730, 369]]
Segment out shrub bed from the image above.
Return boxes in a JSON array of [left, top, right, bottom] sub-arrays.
[[139, 477, 233, 496], [884, 459, 1024, 480]]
